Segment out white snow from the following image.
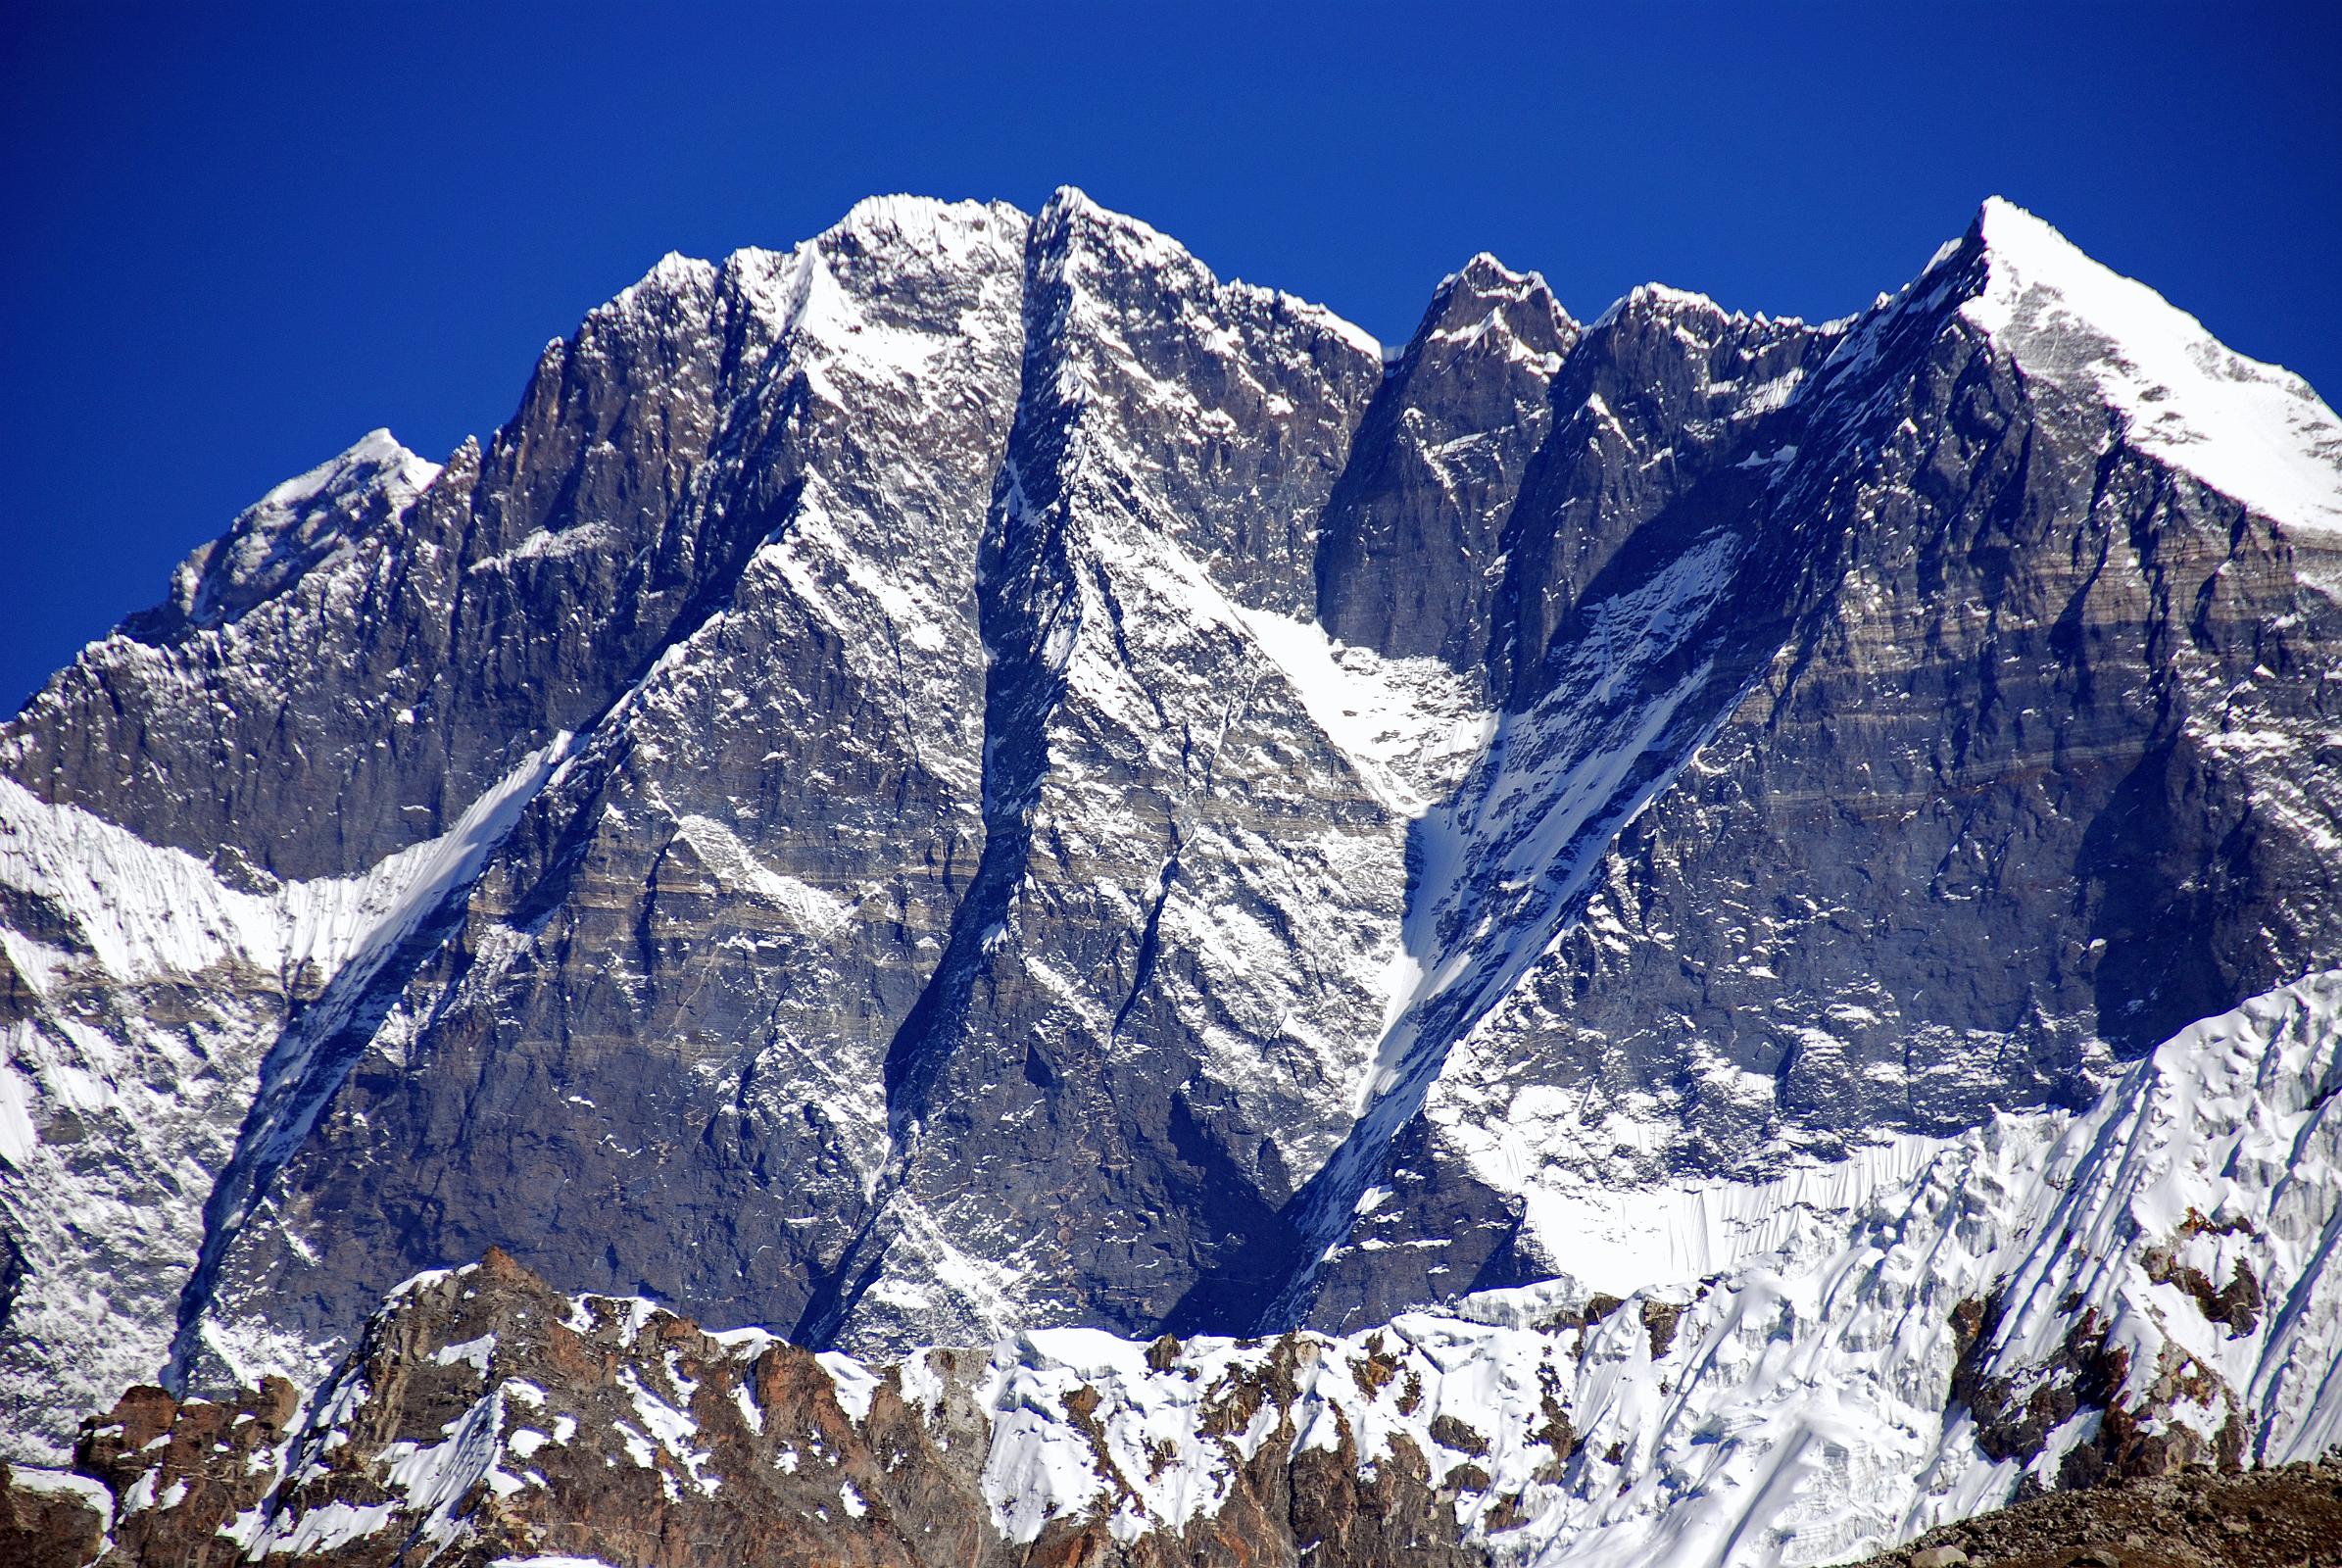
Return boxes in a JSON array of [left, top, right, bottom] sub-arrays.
[[466, 519, 618, 575], [2, 1465, 114, 1529], [119, 971, 2341, 1568], [0, 730, 572, 1003], [930, 972, 2342, 1564], [1963, 197, 2342, 536], [616, 1363, 717, 1496], [669, 813, 854, 934], [433, 1334, 498, 1373], [0, 1063, 36, 1168], [1230, 605, 1491, 815], [0, 734, 578, 1460], [264, 1497, 400, 1555], [816, 1352, 881, 1424], [248, 428, 437, 516]]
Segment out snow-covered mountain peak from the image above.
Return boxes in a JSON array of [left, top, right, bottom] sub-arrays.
[[602, 249, 720, 320], [818, 191, 1020, 253], [1959, 195, 2342, 535], [9, 190, 2342, 1568], [1034, 183, 1193, 272], [139, 427, 439, 638], [1443, 251, 1560, 304], [587, 201, 1025, 358], [1032, 185, 1384, 368], [704, 199, 1028, 401], [1587, 279, 1737, 332], [1414, 254, 1579, 369], [249, 427, 436, 514]]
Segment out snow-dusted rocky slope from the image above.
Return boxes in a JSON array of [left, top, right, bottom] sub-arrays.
[[5, 190, 2342, 1565], [31, 971, 2342, 1566]]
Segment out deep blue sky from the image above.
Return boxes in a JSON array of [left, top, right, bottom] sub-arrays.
[[5, 1, 2338, 714]]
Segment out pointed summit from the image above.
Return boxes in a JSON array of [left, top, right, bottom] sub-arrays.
[[1955, 196, 2342, 534], [135, 429, 439, 640], [1034, 183, 1191, 269], [1315, 250, 1580, 675], [1413, 252, 1577, 367]]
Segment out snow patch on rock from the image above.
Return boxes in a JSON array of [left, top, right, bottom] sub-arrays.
[[1965, 197, 2342, 538]]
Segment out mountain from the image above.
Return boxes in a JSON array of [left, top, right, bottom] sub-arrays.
[[3, 190, 2340, 1568]]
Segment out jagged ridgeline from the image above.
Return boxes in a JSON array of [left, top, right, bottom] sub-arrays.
[[3, 190, 2340, 1567]]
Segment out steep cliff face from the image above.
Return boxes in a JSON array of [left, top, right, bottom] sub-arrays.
[[182, 194, 1038, 1393], [1317, 253, 1580, 681], [825, 191, 1406, 1351], [1302, 201, 2342, 1332], [3, 190, 2340, 1567], [1485, 283, 1824, 708]]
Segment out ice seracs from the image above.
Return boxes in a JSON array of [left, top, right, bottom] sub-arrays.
[[57, 971, 2342, 1566]]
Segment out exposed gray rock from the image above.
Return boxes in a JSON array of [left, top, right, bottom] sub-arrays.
[[1317, 253, 1579, 682], [2, 191, 2340, 1568], [1306, 208, 2342, 1328]]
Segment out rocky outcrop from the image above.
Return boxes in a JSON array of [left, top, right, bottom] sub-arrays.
[[1, 1461, 108, 1568], [22, 1250, 1510, 1567], [1837, 1448, 2342, 1568]]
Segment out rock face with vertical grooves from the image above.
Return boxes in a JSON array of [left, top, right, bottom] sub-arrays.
[[1317, 253, 1579, 682], [24, 972, 2342, 1565], [1314, 210, 2342, 1336], [4, 191, 2342, 1567]]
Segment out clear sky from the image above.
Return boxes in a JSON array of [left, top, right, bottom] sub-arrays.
[[4, 0, 2337, 714]]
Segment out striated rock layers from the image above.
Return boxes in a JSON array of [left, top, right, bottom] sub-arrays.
[[4, 189, 2342, 1564]]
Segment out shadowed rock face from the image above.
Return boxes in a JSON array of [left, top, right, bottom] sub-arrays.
[[1485, 284, 1825, 710], [1316, 254, 1581, 684], [18, 977, 2342, 1568], [181, 197, 1039, 1392], [1295, 218, 2342, 1332], [3, 190, 2341, 1566], [6, 247, 800, 885]]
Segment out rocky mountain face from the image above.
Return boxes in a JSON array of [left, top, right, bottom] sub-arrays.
[[14, 969, 2342, 1567], [4, 190, 2341, 1567]]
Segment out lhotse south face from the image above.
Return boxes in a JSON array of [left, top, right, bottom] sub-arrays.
[[3, 190, 2341, 1567]]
